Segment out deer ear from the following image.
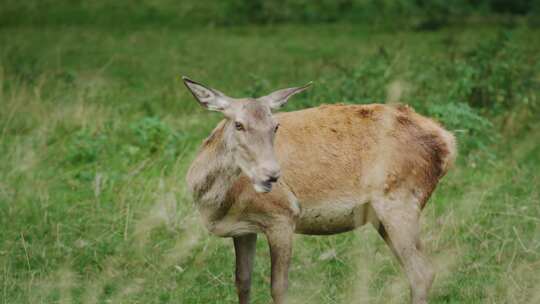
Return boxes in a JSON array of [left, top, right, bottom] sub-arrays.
[[183, 76, 231, 111], [260, 82, 312, 109]]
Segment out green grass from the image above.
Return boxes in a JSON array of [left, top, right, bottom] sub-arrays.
[[1, 22, 539, 303]]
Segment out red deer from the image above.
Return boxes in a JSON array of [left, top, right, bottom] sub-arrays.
[[183, 77, 457, 304]]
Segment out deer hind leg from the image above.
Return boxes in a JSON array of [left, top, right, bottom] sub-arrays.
[[233, 234, 257, 304], [372, 198, 434, 304], [265, 225, 293, 304]]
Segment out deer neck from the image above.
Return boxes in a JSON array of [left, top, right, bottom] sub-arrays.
[[186, 120, 241, 216]]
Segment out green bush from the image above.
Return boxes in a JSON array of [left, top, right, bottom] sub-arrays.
[[66, 129, 107, 165], [490, 0, 533, 14], [129, 117, 180, 157], [456, 31, 537, 113]]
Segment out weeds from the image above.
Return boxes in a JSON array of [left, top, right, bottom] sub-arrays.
[[66, 129, 107, 165], [129, 116, 180, 157]]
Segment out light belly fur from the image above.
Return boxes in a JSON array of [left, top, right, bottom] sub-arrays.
[[295, 199, 377, 235], [203, 199, 378, 237]]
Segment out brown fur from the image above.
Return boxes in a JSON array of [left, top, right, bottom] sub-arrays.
[[189, 103, 456, 235], [266, 104, 456, 212]]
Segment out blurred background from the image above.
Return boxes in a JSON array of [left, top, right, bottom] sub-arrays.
[[1, 1, 539, 303], [2, 0, 540, 28]]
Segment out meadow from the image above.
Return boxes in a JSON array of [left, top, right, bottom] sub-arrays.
[[1, 12, 540, 304]]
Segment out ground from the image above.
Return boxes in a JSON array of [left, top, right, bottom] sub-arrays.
[[0, 23, 539, 303]]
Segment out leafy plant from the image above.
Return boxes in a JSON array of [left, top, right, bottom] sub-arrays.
[[455, 31, 537, 114], [129, 116, 180, 157], [66, 129, 107, 165]]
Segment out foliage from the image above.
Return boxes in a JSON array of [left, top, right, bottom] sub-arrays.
[[455, 31, 537, 112], [1, 18, 539, 304], [1, 0, 539, 28], [129, 116, 180, 157], [223, 0, 355, 24], [66, 129, 108, 165]]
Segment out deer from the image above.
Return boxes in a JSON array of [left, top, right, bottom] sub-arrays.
[[183, 76, 457, 304]]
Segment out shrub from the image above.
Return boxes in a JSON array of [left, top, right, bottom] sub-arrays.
[[455, 31, 536, 114], [66, 129, 107, 165], [129, 117, 180, 157]]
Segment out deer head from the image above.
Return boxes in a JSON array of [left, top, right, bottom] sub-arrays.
[[183, 76, 311, 193]]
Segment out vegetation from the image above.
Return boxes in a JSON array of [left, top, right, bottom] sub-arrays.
[[1, 1, 539, 303], [2, 0, 540, 29]]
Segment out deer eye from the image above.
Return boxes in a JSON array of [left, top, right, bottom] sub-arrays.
[[235, 122, 245, 131], [274, 124, 280, 133]]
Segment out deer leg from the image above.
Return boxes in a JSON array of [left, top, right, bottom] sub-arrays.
[[265, 226, 293, 304], [372, 199, 434, 304], [233, 234, 257, 304]]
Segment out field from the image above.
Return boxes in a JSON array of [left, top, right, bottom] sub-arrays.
[[1, 16, 540, 304]]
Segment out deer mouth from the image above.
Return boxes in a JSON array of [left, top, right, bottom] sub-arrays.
[[254, 180, 273, 193]]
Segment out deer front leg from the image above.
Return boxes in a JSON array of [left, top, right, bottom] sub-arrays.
[[266, 226, 293, 304], [234, 234, 257, 304]]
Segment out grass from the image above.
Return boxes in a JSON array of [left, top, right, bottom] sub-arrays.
[[1, 21, 539, 303]]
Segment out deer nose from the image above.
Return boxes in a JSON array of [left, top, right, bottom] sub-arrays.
[[261, 165, 281, 183], [267, 174, 280, 183]]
